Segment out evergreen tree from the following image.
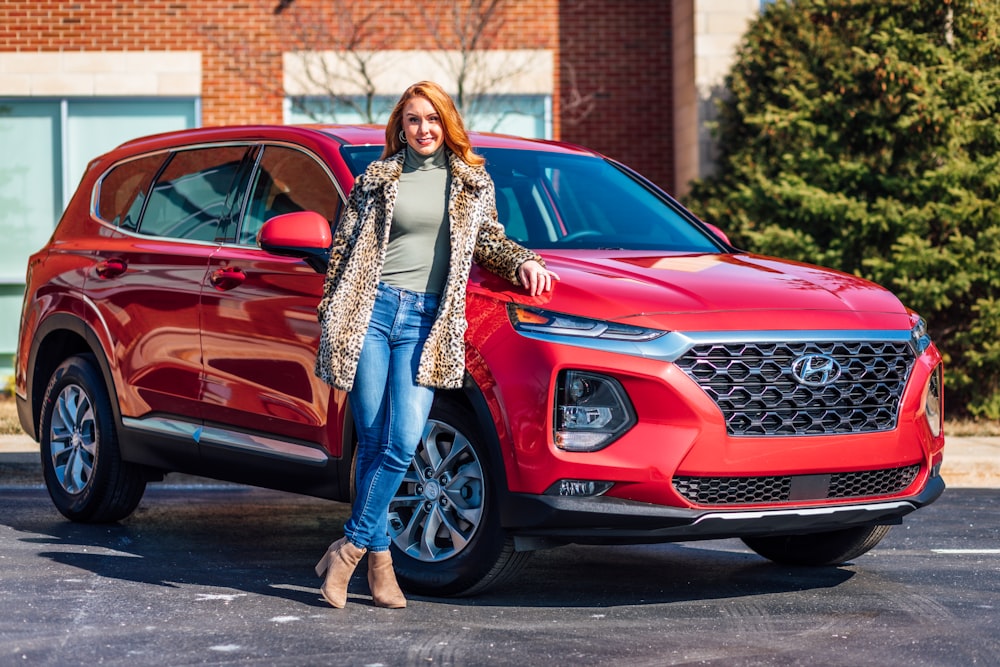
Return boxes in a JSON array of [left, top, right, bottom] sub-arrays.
[[685, 0, 1000, 418]]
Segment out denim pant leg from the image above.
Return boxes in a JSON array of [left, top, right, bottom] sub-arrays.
[[344, 284, 438, 552]]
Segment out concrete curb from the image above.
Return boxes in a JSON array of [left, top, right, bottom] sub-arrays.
[[1, 433, 998, 488]]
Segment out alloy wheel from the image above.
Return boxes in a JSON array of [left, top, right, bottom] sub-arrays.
[[49, 384, 98, 495], [389, 419, 485, 562]]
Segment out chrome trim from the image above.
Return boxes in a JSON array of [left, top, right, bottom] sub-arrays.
[[512, 327, 913, 364], [90, 138, 345, 244], [122, 416, 329, 464], [676, 337, 914, 436], [790, 353, 842, 386], [693, 500, 916, 524], [90, 140, 253, 227]]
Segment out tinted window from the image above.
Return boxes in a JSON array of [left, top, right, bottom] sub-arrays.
[[138, 146, 249, 241], [342, 145, 382, 176], [486, 150, 720, 251], [241, 146, 341, 245], [340, 146, 721, 252], [97, 154, 167, 231]]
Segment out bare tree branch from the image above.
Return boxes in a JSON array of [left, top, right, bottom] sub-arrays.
[[561, 62, 600, 127], [284, 0, 396, 123], [554, 0, 603, 127], [417, 0, 536, 125], [218, 0, 555, 133]]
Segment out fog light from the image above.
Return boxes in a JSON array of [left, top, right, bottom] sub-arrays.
[[924, 364, 943, 437], [554, 370, 635, 452], [545, 479, 614, 496]]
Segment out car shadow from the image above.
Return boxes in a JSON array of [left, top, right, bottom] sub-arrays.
[[5, 486, 854, 609], [463, 541, 855, 608]]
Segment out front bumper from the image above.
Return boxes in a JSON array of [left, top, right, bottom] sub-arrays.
[[502, 475, 945, 550]]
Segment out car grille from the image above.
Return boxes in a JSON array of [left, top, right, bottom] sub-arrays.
[[675, 340, 915, 436], [673, 464, 920, 505]]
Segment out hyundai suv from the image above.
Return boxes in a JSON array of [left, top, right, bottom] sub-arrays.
[[16, 125, 945, 595]]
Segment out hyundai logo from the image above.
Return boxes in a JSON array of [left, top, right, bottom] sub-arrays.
[[791, 354, 842, 387]]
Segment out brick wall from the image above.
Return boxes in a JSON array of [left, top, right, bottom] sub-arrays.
[[1, 0, 675, 188], [558, 0, 674, 191], [2, 0, 297, 124]]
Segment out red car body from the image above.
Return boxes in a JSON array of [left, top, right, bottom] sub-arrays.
[[16, 125, 945, 595]]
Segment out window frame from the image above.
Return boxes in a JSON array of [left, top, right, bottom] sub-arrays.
[[235, 142, 345, 247]]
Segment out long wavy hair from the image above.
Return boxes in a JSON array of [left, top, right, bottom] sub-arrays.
[[381, 81, 484, 166]]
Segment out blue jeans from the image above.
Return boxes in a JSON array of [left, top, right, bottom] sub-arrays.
[[344, 282, 439, 552]]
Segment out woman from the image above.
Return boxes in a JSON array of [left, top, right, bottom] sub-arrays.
[[313, 81, 558, 609]]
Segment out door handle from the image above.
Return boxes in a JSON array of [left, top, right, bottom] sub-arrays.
[[95, 258, 127, 279], [209, 266, 246, 291]]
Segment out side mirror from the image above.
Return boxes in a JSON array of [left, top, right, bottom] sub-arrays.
[[258, 211, 332, 273]]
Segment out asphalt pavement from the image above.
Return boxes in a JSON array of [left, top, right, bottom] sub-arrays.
[[1, 432, 998, 488], [1, 485, 997, 666]]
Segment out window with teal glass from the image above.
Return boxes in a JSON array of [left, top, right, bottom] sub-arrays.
[[0, 101, 61, 284], [0, 98, 197, 376], [285, 94, 551, 139]]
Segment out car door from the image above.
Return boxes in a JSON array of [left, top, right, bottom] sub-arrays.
[[199, 143, 346, 457], [88, 145, 253, 430]]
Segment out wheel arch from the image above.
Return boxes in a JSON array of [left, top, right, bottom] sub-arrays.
[[441, 376, 515, 517], [24, 313, 122, 442]]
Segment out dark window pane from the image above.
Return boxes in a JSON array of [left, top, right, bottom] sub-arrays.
[[481, 149, 720, 252], [241, 146, 341, 245], [341, 145, 382, 177], [338, 146, 721, 252], [96, 154, 166, 231], [138, 146, 249, 241]]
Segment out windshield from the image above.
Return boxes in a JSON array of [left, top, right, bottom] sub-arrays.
[[341, 146, 722, 253]]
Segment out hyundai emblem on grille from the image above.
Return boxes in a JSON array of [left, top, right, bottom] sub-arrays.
[[790, 354, 842, 386]]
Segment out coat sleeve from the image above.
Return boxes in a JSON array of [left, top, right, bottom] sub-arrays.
[[472, 180, 543, 285]]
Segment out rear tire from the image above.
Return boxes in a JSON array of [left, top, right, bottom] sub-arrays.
[[741, 524, 892, 566], [389, 398, 531, 596], [39, 354, 146, 523]]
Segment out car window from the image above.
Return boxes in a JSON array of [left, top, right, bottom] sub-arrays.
[[341, 145, 382, 177], [485, 150, 720, 251], [137, 146, 250, 241], [96, 153, 168, 231], [339, 145, 720, 252], [240, 145, 341, 246]]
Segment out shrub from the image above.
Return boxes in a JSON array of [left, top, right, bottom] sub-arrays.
[[684, 0, 1000, 417]]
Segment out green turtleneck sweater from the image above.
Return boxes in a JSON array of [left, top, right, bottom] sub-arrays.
[[380, 146, 452, 295]]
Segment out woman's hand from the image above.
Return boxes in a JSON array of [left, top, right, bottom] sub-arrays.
[[518, 260, 560, 296]]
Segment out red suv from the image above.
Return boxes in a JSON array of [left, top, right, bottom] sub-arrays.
[[16, 125, 945, 595]]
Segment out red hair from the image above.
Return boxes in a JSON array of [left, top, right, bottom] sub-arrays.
[[381, 81, 484, 166]]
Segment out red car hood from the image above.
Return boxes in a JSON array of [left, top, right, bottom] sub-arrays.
[[473, 251, 912, 333]]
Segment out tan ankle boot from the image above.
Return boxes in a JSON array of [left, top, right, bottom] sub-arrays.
[[314, 537, 366, 608], [367, 550, 407, 609]]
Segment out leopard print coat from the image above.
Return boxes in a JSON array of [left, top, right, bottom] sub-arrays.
[[314, 149, 542, 391]]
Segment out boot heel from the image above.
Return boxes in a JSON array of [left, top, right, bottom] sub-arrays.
[[315, 537, 366, 609], [314, 551, 331, 578]]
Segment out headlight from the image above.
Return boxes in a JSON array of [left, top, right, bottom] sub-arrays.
[[508, 304, 665, 342], [554, 370, 636, 452], [924, 364, 943, 438], [910, 314, 931, 354]]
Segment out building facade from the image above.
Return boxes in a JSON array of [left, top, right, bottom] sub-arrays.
[[0, 0, 761, 378]]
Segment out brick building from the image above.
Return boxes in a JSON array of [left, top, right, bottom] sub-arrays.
[[0, 0, 762, 375]]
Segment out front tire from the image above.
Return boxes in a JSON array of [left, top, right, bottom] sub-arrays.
[[389, 398, 530, 596], [39, 354, 146, 523], [741, 524, 892, 566]]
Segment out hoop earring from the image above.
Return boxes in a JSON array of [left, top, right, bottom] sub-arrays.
[[399, 130, 406, 143]]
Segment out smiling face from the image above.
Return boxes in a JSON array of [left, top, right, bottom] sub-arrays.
[[401, 96, 445, 156]]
